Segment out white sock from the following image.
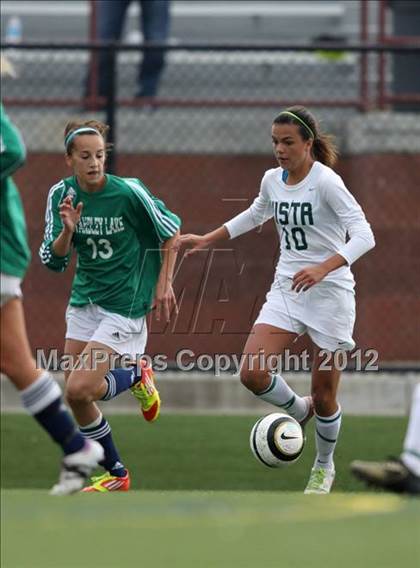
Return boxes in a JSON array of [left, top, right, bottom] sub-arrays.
[[81, 413, 103, 430], [401, 383, 420, 477], [257, 374, 309, 422], [20, 371, 62, 414], [314, 405, 342, 470]]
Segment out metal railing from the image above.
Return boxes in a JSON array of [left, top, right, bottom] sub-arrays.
[[2, 40, 420, 171]]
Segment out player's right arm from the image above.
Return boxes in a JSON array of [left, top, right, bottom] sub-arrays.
[[0, 104, 26, 181], [180, 171, 273, 255], [39, 184, 79, 272], [179, 226, 230, 257]]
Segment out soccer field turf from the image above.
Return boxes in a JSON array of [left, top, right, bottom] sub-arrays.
[[2, 490, 419, 568], [1, 415, 419, 567], [0, 414, 410, 491]]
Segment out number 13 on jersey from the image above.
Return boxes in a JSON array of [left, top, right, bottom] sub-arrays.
[[86, 237, 113, 259]]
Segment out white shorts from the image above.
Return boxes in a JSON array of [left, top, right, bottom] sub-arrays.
[[0, 273, 23, 307], [254, 277, 356, 352], [66, 304, 148, 359]]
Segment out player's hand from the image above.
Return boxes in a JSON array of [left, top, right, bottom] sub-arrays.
[[59, 196, 83, 233], [153, 281, 178, 322], [292, 265, 328, 292], [179, 233, 210, 257]]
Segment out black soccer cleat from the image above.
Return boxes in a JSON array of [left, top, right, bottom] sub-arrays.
[[350, 458, 420, 495]]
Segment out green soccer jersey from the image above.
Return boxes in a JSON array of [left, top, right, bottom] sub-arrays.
[[0, 103, 31, 278], [39, 174, 181, 318]]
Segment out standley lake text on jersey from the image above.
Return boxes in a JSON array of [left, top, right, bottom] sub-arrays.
[[75, 216, 125, 235]]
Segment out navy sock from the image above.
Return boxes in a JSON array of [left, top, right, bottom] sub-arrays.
[[80, 414, 127, 477], [21, 372, 85, 456], [100, 365, 141, 401]]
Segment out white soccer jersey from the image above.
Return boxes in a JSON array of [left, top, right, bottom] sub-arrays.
[[224, 161, 375, 290]]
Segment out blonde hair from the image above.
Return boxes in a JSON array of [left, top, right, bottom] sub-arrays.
[[64, 119, 111, 154], [273, 105, 338, 168]]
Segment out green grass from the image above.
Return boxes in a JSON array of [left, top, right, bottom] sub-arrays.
[[2, 415, 419, 568], [2, 490, 419, 568], [0, 414, 408, 491]]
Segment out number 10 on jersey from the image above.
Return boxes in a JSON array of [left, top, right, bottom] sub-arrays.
[[282, 227, 308, 250]]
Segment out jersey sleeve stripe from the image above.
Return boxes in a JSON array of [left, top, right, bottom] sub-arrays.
[[129, 183, 171, 229], [124, 179, 180, 239], [44, 181, 65, 242], [159, 215, 179, 234]]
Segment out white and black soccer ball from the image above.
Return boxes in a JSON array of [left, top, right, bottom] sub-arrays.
[[250, 413, 305, 467]]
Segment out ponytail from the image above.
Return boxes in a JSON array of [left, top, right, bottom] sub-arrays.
[[312, 132, 338, 168]]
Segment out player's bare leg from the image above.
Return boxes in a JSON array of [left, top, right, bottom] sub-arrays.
[[1, 298, 42, 389], [304, 347, 341, 495], [63, 338, 88, 382], [240, 324, 313, 425], [65, 340, 137, 491], [64, 338, 159, 423], [311, 348, 341, 416], [64, 339, 109, 426], [0, 299, 103, 495]]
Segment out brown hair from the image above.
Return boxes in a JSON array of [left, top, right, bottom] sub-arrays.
[[64, 119, 111, 154], [273, 105, 338, 168]]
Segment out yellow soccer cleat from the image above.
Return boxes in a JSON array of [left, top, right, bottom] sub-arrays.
[[304, 466, 335, 495], [82, 471, 131, 493], [130, 359, 161, 422]]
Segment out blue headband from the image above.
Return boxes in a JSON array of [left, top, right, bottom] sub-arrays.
[[64, 127, 101, 149]]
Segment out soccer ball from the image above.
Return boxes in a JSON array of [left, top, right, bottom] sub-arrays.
[[250, 412, 305, 467]]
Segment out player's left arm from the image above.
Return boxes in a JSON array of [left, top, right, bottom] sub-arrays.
[[154, 230, 180, 322], [148, 193, 181, 322], [127, 179, 182, 319], [292, 176, 375, 292], [128, 178, 181, 242]]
